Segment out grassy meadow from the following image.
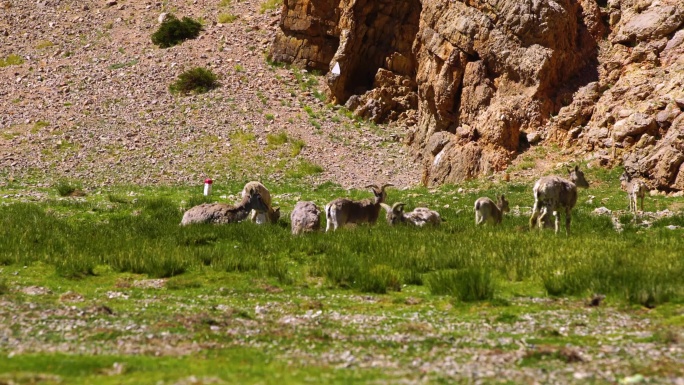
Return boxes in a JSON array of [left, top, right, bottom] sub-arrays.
[[0, 167, 683, 384]]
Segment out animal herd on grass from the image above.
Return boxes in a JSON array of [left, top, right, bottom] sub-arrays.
[[180, 166, 648, 235]]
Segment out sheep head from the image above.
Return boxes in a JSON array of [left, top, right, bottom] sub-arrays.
[[381, 202, 406, 225], [244, 193, 268, 213], [567, 165, 589, 188], [497, 195, 510, 213], [365, 183, 393, 204]]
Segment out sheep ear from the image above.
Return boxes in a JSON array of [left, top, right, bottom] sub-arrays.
[[574, 165, 580, 172], [500, 194, 505, 200], [380, 203, 392, 213]]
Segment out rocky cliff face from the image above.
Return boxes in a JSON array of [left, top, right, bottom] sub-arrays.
[[270, 0, 684, 190]]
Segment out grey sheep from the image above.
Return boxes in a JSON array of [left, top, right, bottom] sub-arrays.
[[474, 195, 509, 225], [620, 171, 647, 213], [380, 202, 441, 227], [325, 184, 393, 231], [290, 201, 322, 235], [529, 166, 589, 235], [180, 193, 268, 225], [241, 181, 280, 224]]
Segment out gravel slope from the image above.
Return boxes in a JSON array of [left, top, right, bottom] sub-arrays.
[[0, 0, 420, 189]]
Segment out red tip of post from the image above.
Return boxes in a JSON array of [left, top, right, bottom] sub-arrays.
[[204, 179, 213, 184]]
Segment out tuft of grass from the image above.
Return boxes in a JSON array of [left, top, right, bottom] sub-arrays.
[[35, 40, 54, 49], [31, 120, 50, 134], [218, 13, 238, 23], [229, 130, 255, 145], [151, 14, 202, 48], [0, 279, 8, 295], [358, 265, 402, 294], [0, 54, 24, 67], [290, 138, 305, 157], [266, 132, 288, 147], [169, 67, 219, 95], [55, 179, 84, 197], [166, 276, 202, 290], [426, 267, 497, 302], [285, 160, 324, 179], [219, 0, 232, 6], [109, 59, 138, 70], [107, 194, 131, 204], [259, 0, 282, 14]]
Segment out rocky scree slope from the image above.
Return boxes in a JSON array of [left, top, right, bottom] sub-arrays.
[[0, 0, 420, 189]]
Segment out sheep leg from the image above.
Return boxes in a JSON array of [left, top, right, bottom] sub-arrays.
[[565, 207, 572, 235], [639, 195, 644, 212], [529, 202, 542, 230], [553, 210, 560, 234], [325, 205, 340, 232], [475, 212, 483, 225], [538, 206, 551, 231]]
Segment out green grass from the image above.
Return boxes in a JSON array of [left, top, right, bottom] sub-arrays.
[[54, 179, 83, 197], [285, 160, 324, 178], [0, 178, 682, 383], [217, 13, 238, 23], [35, 40, 54, 49], [0, 350, 392, 384], [290, 138, 306, 156], [229, 130, 255, 144], [259, 0, 282, 14], [0, 54, 24, 67], [108, 59, 138, 70], [266, 131, 288, 147]]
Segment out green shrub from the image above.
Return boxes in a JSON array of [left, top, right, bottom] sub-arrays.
[[151, 14, 202, 48], [55, 179, 84, 197], [169, 67, 219, 95]]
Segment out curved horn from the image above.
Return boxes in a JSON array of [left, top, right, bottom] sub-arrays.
[[380, 183, 394, 191], [391, 202, 405, 211], [364, 184, 380, 191], [380, 203, 392, 213]]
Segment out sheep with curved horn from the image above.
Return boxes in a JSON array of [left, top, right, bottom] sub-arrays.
[[325, 183, 393, 231], [381, 202, 442, 227]]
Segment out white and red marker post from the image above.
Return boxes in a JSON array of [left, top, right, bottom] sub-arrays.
[[203, 178, 213, 196]]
